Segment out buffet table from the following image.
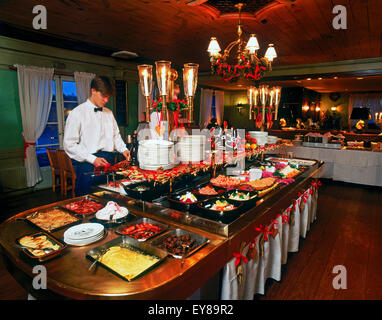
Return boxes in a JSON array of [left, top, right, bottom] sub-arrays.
[[0, 156, 324, 300], [286, 146, 382, 187]]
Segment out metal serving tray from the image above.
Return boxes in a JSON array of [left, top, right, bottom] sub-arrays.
[[24, 207, 81, 233], [15, 232, 67, 263], [86, 236, 168, 281], [114, 217, 169, 241], [150, 228, 210, 259], [60, 195, 107, 217]]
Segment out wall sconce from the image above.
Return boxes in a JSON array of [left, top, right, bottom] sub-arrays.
[[302, 105, 309, 111], [331, 106, 337, 112], [236, 102, 244, 114], [315, 106, 321, 112]]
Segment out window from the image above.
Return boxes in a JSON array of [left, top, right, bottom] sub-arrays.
[[36, 76, 78, 167]]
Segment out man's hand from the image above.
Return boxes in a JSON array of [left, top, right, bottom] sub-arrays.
[[93, 157, 109, 168], [122, 150, 131, 161]]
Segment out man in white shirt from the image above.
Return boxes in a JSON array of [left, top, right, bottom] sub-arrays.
[[64, 76, 130, 196]]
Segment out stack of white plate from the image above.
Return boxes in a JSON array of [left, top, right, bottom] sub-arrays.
[[138, 139, 174, 170], [177, 135, 206, 163], [63, 223, 105, 246], [249, 131, 269, 146]]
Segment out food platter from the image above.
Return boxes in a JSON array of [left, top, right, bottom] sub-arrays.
[[86, 236, 168, 281], [166, 190, 202, 212], [62, 196, 106, 217], [222, 189, 259, 208], [150, 228, 210, 259], [192, 183, 226, 199], [123, 181, 161, 202], [197, 197, 244, 223], [24, 207, 81, 233], [15, 232, 67, 263], [115, 217, 169, 241]]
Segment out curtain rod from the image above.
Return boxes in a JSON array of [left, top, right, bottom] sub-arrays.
[[8, 65, 73, 77]]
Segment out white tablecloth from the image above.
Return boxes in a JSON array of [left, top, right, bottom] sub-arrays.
[[286, 146, 382, 186], [221, 187, 318, 299]]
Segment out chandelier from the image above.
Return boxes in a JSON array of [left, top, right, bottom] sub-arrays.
[[207, 3, 277, 83]]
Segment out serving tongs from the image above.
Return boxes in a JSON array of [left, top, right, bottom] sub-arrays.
[[14, 211, 39, 222], [88, 247, 110, 271]]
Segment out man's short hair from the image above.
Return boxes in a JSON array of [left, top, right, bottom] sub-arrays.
[[91, 76, 115, 97]]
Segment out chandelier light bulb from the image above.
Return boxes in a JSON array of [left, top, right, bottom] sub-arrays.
[[246, 34, 260, 54], [265, 44, 277, 62], [207, 37, 221, 57]]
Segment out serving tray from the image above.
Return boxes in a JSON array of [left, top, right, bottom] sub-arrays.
[[15, 231, 67, 263], [150, 228, 210, 259], [86, 236, 167, 281], [60, 195, 107, 217], [115, 217, 168, 241], [24, 206, 81, 233]]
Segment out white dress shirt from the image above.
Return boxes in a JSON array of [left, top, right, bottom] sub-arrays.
[[63, 99, 127, 164]]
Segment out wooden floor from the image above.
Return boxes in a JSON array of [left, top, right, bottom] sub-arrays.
[[1, 180, 382, 300]]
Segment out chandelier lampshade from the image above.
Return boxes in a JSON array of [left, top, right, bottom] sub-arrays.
[[265, 44, 277, 62], [207, 37, 221, 57], [245, 34, 260, 54]]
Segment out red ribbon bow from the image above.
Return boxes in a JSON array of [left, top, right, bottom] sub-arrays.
[[282, 214, 290, 224], [23, 137, 36, 159], [233, 252, 248, 266], [298, 192, 309, 203], [249, 238, 257, 249], [311, 180, 322, 189], [255, 224, 272, 242], [270, 219, 279, 229]]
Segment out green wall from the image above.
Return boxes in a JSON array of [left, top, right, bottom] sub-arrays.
[[223, 90, 257, 130], [126, 82, 139, 135], [0, 70, 23, 150]]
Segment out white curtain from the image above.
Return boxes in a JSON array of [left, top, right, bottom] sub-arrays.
[[199, 88, 213, 128], [16, 65, 54, 187], [349, 93, 382, 121], [74, 71, 95, 104], [215, 90, 225, 126]]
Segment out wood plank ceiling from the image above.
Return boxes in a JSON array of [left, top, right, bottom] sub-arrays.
[[0, 0, 381, 92]]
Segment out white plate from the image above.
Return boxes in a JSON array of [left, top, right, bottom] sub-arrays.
[[64, 223, 104, 241], [64, 231, 106, 246]]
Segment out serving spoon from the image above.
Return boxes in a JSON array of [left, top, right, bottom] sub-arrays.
[[14, 244, 56, 254]]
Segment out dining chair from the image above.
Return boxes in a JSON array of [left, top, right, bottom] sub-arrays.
[[46, 148, 62, 193], [57, 149, 76, 198]]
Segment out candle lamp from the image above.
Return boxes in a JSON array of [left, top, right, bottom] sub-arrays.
[[259, 84, 269, 131], [273, 86, 281, 120], [183, 63, 199, 123], [155, 60, 171, 121], [247, 86, 257, 120], [137, 64, 153, 122]]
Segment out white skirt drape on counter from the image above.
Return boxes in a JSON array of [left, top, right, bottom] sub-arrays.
[[221, 186, 318, 299]]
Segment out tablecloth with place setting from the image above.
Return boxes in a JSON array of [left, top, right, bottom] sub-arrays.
[[285, 146, 382, 186]]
